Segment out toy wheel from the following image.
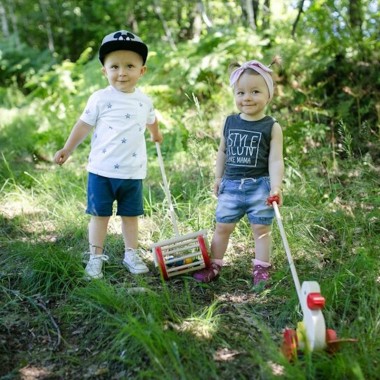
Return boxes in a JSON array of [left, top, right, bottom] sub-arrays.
[[198, 235, 211, 267], [326, 329, 337, 342], [281, 329, 298, 361], [326, 329, 339, 354], [155, 247, 169, 280]]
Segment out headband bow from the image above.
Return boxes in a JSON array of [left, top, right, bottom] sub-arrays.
[[229, 60, 274, 101]]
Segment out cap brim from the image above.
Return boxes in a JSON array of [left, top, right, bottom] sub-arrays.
[[99, 41, 148, 64]]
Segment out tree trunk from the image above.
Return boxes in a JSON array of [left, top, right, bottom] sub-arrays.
[[0, 1, 9, 37], [153, 0, 177, 50], [3, 0, 20, 47], [39, 0, 55, 53], [191, 1, 212, 43], [262, 0, 271, 30], [291, 0, 305, 37], [349, 0, 363, 36], [245, 0, 257, 29]]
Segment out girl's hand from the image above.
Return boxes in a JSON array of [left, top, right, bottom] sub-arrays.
[[268, 188, 283, 206], [213, 178, 222, 197]]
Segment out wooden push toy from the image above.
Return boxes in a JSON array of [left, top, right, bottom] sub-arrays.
[[267, 196, 356, 360], [151, 143, 211, 280]]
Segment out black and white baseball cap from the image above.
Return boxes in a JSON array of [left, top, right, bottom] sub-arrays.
[[99, 30, 148, 64]]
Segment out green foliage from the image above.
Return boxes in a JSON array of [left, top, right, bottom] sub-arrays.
[[1, 2, 380, 378], [0, 35, 54, 90]]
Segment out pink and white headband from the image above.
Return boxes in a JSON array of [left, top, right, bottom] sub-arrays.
[[229, 60, 274, 100]]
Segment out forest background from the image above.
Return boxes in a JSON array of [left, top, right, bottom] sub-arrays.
[[0, 0, 379, 379]]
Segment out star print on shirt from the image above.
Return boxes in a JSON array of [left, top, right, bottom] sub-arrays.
[[114, 164, 120, 169], [132, 153, 137, 158], [107, 103, 112, 109], [102, 148, 107, 154], [121, 138, 127, 143], [139, 102, 143, 107], [125, 114, 131, 119], [85, 109, 91, 114]]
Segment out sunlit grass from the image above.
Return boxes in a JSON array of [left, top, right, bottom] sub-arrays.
[[1, 49, 379, 379]]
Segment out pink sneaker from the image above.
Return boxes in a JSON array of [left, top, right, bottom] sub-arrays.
[[193, 263, 221, 283], [252, 265, 271, 286]]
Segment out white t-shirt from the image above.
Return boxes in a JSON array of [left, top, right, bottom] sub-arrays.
[[80, 86, 156, 179]]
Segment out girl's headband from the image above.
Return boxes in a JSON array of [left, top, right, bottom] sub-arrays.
[[229, 60, 274, 101]]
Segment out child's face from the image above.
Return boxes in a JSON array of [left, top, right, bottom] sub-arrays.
[[102, 50, 146, 93], [233, 72, 270, 120]]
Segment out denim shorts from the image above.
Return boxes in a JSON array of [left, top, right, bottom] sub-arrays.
[[215, 177, 274, 225], [86, 172, 144, 217]]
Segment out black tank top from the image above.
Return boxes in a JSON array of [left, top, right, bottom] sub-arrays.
[[223, 114, 277, 179]]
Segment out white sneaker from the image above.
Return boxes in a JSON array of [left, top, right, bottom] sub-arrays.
[[84, 253, 109, 279], [123, 249, 149, 274]]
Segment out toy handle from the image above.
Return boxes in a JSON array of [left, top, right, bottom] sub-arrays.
[[267, 195, 280, 205], [267, 195, 281, 220], [156, 142, 180, 236], [267, 194, 302, 298]]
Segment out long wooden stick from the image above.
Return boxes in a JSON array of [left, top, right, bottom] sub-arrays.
[[156, 143, 180, 236]]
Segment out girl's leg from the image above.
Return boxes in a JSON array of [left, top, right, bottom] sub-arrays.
[[121, 216, 138, 250], [89, 216, 110, 254], [250, 223, 272, 263], [193, 222, 236, 283], [211, 222, 236, 262], [251, 223, 272, 285]]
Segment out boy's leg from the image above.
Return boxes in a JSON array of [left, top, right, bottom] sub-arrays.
[[85, 216, 110, 279], [251, 223, 272, 285], [89, 216, 110, 254], [121, 216, 148, 274], [121, 216, 138, 250]]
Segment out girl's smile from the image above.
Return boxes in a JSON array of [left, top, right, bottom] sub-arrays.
[[234, 72, 270, 120]]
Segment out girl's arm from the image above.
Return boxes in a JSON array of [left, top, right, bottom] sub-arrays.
[[54, 120, 92, 165], [214, 123, 227, 196], [268, 122, 284, 205]]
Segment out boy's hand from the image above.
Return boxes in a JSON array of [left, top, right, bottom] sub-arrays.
[[54, 149, 71, 165], [151, 131, 163, 143]]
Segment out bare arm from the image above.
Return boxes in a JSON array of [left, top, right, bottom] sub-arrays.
[[268, 122, 284, 205], [54, 119, 92, 165], [214, 122, 227, 196], [147, 117, 163, 143]]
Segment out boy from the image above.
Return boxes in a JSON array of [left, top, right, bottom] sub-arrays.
[[54, 30, 162, 279]]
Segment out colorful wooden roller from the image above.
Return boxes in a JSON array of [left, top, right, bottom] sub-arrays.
[[151, 143, 211, 280]]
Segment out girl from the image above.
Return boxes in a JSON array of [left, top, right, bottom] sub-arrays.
[[193, 58, 284, 286]]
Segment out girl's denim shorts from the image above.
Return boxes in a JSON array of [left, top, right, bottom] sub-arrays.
[[86, 172, 144, 217], [215, 177, 274, 225]]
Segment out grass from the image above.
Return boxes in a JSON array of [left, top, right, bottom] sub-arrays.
[[1, 36, 379, 378], [1, 134, 379, 379]]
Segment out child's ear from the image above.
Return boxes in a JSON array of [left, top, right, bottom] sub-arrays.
[[101, 67, 107, 76], [140, 66, 147, 76]]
